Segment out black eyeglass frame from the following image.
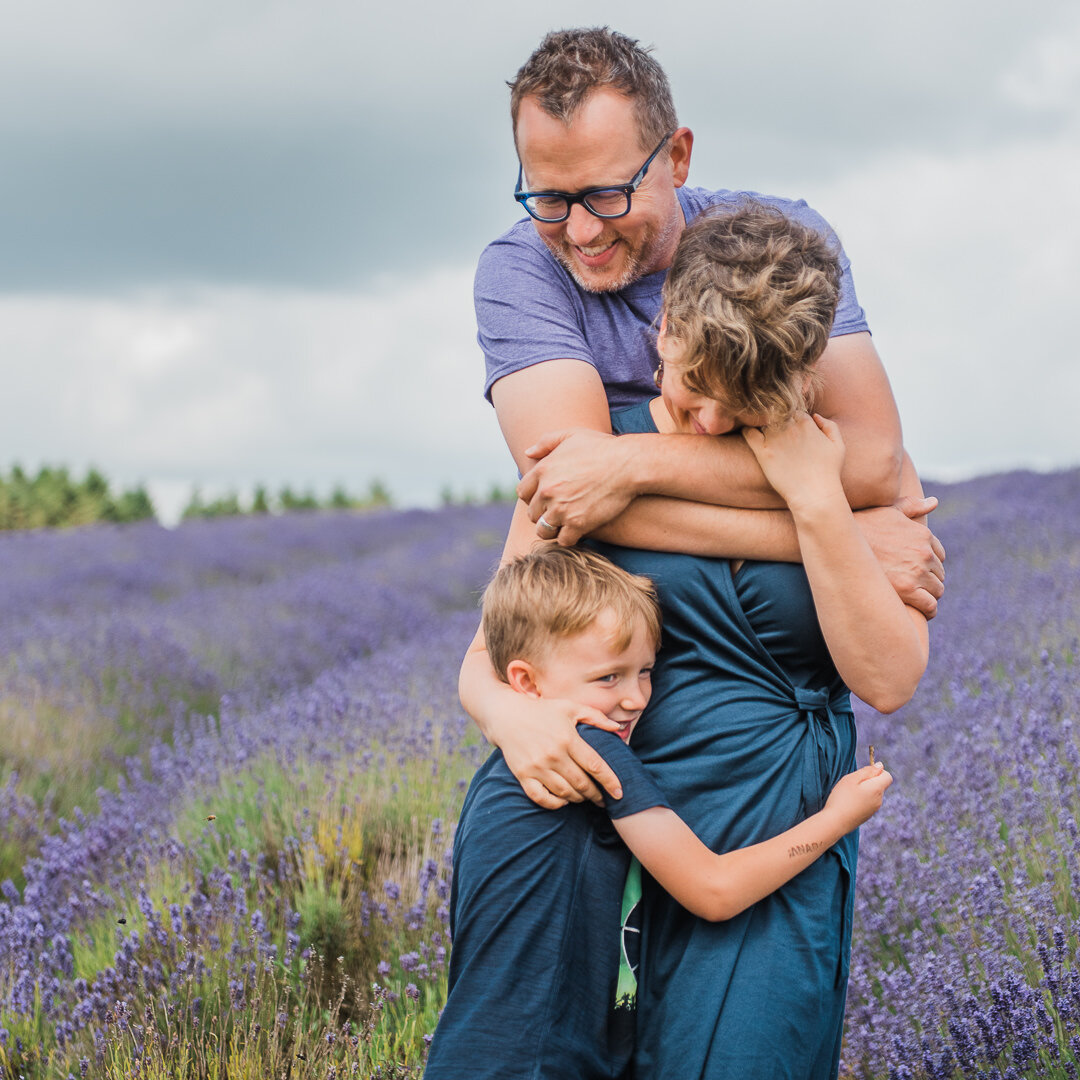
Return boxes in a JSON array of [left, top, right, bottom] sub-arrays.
[[514, 130, 676, 223]]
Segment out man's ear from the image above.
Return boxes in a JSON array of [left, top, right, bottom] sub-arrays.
[[668, 127, 694, 188], [506, 659, 543, 698]]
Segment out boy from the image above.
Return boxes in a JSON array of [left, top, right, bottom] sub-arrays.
[[424, 546, 890, 1080]]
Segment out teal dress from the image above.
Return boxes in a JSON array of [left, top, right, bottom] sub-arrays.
[[597, 402, 859, 1080]]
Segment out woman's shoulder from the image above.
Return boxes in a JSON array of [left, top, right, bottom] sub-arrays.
[[610, 399, 658, 435]]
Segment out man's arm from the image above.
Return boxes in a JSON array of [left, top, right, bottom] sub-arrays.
[[493, 351, 942, 610], [506, 332, 902, 545], [460, 500, 627, 810]]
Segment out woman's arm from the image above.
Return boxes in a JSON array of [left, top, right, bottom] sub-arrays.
[[743, 415, 929, 713], [502, 333, 904, 546], [613, 764, 891, 921]]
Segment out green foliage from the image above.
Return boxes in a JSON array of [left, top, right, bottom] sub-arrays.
[[440, 481, 516, 506], [182, 489, 244, 520], [4, 744, 467, 1077], [0, 464, 156, 530], [182, 481, 395, 519]]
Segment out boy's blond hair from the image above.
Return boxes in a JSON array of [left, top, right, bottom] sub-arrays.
[[482, 546, 661, 682], [661, 200, 842, 421]]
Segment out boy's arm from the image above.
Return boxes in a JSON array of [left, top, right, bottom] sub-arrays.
[[460, 489, 935, 813], [611, 764, 891, 922]]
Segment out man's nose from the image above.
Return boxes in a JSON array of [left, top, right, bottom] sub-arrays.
[[564, 203, 605, 247]]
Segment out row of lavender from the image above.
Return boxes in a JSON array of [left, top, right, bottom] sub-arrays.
[[1, 472, 1078, 1077], [0, 507, 509, 844], [0, 506, 511, 1075], [844, 469, 1080, 1078]]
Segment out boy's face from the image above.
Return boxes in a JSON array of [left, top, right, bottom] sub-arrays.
[[529, 609, 655, 742]]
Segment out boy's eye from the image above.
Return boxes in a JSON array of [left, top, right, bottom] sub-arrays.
[[595, 674, 619, 684]]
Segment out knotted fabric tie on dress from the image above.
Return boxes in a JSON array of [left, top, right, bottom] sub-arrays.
[[792, 683, 855, 986], [792, 685, 844, 817]]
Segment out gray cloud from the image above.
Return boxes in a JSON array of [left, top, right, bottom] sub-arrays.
[[3, 0, 1078, 507], [2, 0, 1075, 290]]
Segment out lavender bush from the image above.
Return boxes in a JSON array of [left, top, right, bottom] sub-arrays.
[[0, 505, 508, 1076], [0, 472, 1077, 1078], [842, 469, 1080, 1078]]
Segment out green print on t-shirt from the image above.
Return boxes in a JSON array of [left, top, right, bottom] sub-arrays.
[[616, 857, 643, 1009]]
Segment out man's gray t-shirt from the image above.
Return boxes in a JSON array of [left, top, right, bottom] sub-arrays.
[[475, 186, 869, 410]]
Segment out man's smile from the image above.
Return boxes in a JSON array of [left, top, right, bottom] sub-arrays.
[[571, 239, 620, 267]]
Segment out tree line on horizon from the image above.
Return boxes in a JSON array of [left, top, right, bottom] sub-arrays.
[[1, 464, 517, 531], [181, 480, 394, 520], [0, 464, 155, 530]]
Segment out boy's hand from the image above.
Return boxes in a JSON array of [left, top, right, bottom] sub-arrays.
[[741, 413, 846, 514], [823, 762, 893, 831], [496, 696, 624, 809]]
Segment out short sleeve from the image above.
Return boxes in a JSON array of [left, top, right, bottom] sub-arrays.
[[679, 187, 870, 339], [475, 226, 598, 401], [578, 725, 671, 819], [783, 199, 868, 338]]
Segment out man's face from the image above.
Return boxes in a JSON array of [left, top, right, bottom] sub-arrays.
[[515, 89, 688, 293]]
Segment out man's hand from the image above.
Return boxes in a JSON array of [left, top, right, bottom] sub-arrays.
[[493, 695, 625, 809], [855, 496, 946, 618], [517, 428, 639, 546]]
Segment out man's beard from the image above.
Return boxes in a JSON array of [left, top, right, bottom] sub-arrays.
[[543, 212, 681, 294]]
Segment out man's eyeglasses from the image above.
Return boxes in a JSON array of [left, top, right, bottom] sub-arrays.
[[514, 131, 675, 224]]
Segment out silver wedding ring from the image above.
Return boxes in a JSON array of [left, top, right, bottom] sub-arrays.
[[537, 515, 560, 537]]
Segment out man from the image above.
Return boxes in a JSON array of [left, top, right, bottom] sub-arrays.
[[461, 27, 943, 807]]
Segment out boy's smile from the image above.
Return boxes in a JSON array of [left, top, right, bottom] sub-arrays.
[[528, 609, 655, 742]]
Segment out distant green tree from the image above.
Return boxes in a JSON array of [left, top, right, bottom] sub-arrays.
[[251, 485, 270, 514], [279, 487, 319, 512], [329, 485, 354, 510], [204, 492, 242, 518], [181, 489, 243, 520], [365, 479, 391, 508], [0, 464, 157, 529], [181, 489, 207, 521], [114, 485, 156, 522]]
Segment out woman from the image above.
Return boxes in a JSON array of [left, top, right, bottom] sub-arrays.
[[460, 203, 928, 1078]]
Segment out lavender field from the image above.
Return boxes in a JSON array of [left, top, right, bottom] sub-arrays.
[[0, 471, 1077, 1079]]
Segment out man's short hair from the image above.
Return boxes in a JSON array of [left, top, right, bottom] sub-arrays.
[[661, 201, 843, 421], [482, 546, 661, 682], [509, 27, 677, 152]]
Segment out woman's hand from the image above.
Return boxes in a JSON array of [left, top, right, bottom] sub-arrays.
[[492, 694, 625, 810], [823, 762, 893, 831], [741, 413, 846, 514]]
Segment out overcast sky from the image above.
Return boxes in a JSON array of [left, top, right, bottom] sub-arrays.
[[4, 0, 1079, 522]]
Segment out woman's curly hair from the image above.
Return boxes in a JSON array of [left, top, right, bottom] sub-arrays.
[[661, 201, 842, 421]]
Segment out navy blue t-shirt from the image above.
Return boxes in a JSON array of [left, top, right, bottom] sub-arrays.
[[424, 725, 670, 1080]]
